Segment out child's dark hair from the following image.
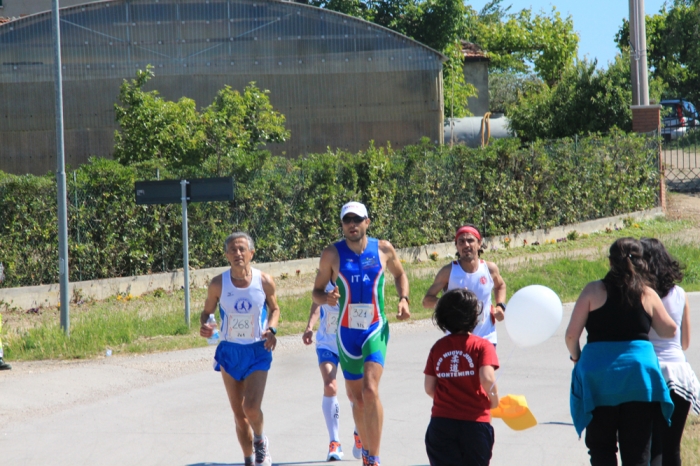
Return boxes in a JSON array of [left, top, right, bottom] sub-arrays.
[[432, 288, 482, 334]]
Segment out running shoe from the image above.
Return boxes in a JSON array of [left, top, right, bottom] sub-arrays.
[[327, 441, 344, 461], [362, 448, 369, 466], [254, 436, 272, 466], [352, 431, 363, 459]]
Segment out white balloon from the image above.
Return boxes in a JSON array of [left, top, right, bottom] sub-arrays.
[[505, 285, 563, 348]]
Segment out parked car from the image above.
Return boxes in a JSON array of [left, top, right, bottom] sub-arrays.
[[661, 99, 699, 141]]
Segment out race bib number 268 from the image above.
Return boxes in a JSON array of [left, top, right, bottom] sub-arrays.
[[227, 313, 255, 342]]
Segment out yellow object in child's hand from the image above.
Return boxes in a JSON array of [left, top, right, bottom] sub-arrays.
[[491, 394, 538, 431]]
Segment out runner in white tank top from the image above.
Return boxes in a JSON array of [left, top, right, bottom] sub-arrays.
[[219, 268, 268, 344], [199, 232, 280, 466], [302, 281, 361, 461], [423, 224, 506, 346], [446, 259, 497, 343]]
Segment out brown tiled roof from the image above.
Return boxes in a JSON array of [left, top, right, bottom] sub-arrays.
[[0, 17, 12, 25], [460, 41, 489, 60]]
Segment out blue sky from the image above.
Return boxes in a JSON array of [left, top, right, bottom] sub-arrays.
[[467, 0, 668, 68]]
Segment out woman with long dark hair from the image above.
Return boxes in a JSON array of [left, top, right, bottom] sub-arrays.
[[565, 237, 677, 465], [641, 237, 700, 466]]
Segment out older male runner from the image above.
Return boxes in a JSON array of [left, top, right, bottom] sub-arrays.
[[313, 201, 410, 466], [422, 224, 507, 347], [200, 232, 280, 466]]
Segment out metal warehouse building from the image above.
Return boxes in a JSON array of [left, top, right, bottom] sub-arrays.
[[0, 0, 446, 175]]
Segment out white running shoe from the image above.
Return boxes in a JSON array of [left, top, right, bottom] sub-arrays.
[[352, 431, 363, 459], [327, 441, 344, 461], [254, 436, 272, 466]]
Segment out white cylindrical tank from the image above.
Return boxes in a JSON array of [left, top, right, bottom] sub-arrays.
[[443, 114, 514, 147]]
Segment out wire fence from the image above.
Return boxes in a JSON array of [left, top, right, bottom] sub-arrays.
[[662, 130, 700, 192]]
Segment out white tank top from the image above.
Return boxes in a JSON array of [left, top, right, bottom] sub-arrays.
[[649, 285, 686, 363], [219, 268, 268, 344], [316, 282, 340, 353], [447, 260, 496, 344]]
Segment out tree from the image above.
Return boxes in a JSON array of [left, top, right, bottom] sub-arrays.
[[507, 56, 633, 141], [114, 68, 289, 172], [466, 0, 579, 87], [616, 0, 700, 105], [488, 71, 543, 114], [113, 66, 203, 168]]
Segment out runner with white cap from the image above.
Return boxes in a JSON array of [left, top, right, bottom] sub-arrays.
[[313, 201, 410, 466]]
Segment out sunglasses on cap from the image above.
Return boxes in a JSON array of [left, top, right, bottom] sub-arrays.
[[342, 215, 367, 224]]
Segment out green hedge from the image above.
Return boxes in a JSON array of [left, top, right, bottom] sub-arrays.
[[0, 132, 659, 288]]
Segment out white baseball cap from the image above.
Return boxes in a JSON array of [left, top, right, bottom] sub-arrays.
[[340, 201, 368, 220]]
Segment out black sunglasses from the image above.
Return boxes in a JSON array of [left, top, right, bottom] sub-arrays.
[[342, 215, 367, 224]]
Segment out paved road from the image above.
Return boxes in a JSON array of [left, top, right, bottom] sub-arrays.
[[1, 294, 699, 466]]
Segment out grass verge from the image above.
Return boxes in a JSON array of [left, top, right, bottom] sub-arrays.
[[682, 415, 700, 465]]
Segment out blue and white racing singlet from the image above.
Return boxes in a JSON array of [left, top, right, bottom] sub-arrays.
[[447, 260, 496, 344], [317, 282, 340, 353], [219, 268, 268, 345]]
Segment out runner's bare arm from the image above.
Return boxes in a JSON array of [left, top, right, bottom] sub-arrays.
[[313, 246, 339, 306], [422, 265, 451, 309], [488, 261, 506, 322], [200, 275, 223, 338], [303, 303, 322, 345], [261, 272, 281, 350], [380, 240, 410, 320]]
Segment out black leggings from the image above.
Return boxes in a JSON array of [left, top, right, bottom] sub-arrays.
[[650, 389, 692, 466], [585, 401, 657, 466]]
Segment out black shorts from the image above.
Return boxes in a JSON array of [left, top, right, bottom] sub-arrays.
[[425, 417, 494, 466]]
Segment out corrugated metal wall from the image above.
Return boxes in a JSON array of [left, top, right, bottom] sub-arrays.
[[0, 0, 444, 174]]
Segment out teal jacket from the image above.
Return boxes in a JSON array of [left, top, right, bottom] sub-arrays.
[[570, 340, 673, 437]]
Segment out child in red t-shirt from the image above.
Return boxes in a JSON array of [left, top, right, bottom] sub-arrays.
[[424, 288, 500, 466]]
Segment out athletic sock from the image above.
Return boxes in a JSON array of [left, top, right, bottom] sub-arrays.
[[254, 433, 265, 443], [244, 455, 255, 466], [322, 395, 340, 442], [368, 455, 380, 465]]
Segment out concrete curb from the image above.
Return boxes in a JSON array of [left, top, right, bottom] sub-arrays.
[[0, 208, 663, 310]]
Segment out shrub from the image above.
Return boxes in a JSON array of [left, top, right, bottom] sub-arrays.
[[0, 133, 659, 287]]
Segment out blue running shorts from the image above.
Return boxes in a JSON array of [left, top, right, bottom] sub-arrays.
[[316, 348, 340, 366], [214, 340, 272, 381]]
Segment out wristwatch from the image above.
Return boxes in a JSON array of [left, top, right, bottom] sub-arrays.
[[496, 302, 506, 311], [267, 327, 277, 335], [399, 296, 410, 304]]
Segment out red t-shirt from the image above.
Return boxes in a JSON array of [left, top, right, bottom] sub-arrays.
[[424, 333, 500, 422]]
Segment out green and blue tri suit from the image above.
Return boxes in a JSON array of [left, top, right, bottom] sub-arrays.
[[335, 237, 389, 380]]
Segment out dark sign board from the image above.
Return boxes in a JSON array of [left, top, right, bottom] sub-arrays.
[[135, 178, 234, 205], [134, 180, 181, 205], [189, 177, 234, 203]]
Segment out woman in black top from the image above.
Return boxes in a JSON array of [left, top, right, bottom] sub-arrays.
[[565, 237, 677, 466]]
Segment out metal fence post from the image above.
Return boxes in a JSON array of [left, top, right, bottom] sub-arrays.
[[181, 179, 191, 327]]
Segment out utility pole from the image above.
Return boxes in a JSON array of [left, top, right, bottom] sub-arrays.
[[52, 0, 70, 335], [629, 0, 649, 106]]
